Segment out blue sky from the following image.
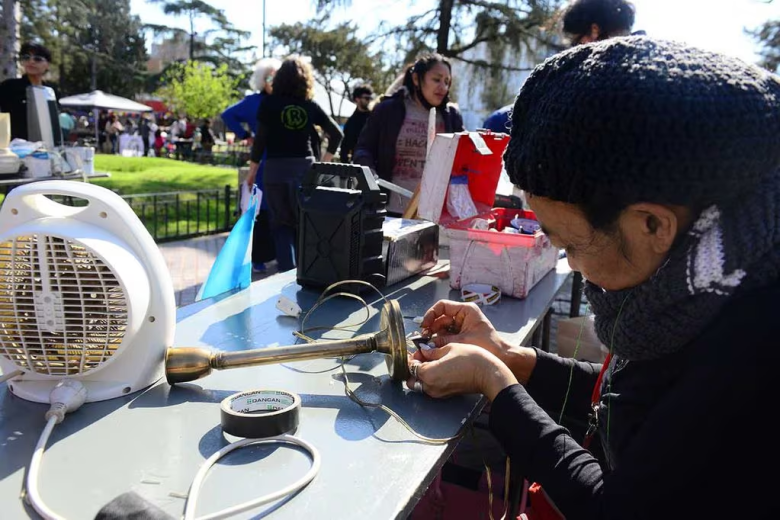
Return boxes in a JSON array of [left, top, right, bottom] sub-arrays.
[[130, 0, 780, 65]]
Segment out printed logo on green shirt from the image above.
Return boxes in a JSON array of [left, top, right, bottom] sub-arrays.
[[281, 105, 308, 130]]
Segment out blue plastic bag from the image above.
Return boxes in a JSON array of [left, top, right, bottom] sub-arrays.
[[196, 188, 258, 301]]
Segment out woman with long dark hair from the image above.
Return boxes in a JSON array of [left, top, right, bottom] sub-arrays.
[[248, 56, 343, 271], [353, 53, 465, 214]]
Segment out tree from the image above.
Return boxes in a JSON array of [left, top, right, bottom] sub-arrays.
[[73, 0, 148, 97], [144, 0, 255, 89], [14, 0, 148, 97], [751, 16, 780, 73], [270, 17, 395, 118], [0, 0, 22, 81], [155, 60, 239, 119], [315, 1, 562, 117], [317, 0, 563, 68]]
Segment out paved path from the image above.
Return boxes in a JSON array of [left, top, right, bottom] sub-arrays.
[[157, 233, 280, 307]]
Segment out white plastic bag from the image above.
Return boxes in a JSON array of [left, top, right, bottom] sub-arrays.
[[446, 175, 478, 220], [240, 182, 262, 217]]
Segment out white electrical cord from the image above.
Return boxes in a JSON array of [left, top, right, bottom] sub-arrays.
[[0, 369, 22, 384], [184, 434, 321, 520], [23, 381, 318, 520], [26, 380, 87, 520]]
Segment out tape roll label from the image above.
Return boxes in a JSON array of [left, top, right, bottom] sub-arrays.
[[221, 390, 301, 438], [232, 391, 296, 413]]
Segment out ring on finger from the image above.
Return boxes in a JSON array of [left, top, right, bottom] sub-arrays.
[[410, 362, 420, 379]]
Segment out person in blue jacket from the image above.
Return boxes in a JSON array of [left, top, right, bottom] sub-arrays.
[[482, 104, 512, 134], [221, 57, 280, 272]]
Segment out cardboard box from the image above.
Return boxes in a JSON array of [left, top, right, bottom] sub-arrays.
[[417, 131, 558, 299], [382, 217, 439, 286], [447, 208, 559, 299]]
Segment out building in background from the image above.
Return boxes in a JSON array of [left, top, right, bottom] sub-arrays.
[[450, 39, 555, 130], [146, 34, 203, 74]]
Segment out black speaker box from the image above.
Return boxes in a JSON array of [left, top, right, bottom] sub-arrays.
[[297, 163, 387, 291]]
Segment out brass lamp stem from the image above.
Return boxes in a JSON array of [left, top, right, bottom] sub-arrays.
[[165, 300, 409, 384], [212, 334, 376, 369]]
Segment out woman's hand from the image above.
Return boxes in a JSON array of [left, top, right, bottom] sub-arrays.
[[406, 343, 517, 400], [322, 152, 334, 162], [245, 161, 259, 187], [421, 300, 511, 359]]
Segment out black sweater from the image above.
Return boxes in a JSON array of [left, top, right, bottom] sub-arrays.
[[339, 109, 370, 163], [490, 281, 780, 519], [250, 95, 342, 163]]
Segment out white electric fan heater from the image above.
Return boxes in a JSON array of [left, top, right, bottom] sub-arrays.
[[0, 181, 176, 403]]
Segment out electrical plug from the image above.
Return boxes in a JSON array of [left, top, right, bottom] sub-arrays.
[[45, 380, 87, 424], [276, 296, 302, 318]]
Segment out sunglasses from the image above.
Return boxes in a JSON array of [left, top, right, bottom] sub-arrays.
[[20, 54, 47, 63]]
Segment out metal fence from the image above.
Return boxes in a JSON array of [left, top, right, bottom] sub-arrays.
[[122, 185, 239, 242], [161, 143, 251, 169], [45, 185, 240, 242]]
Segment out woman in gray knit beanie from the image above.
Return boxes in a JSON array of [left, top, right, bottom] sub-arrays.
[[410, 37, 780, 519]]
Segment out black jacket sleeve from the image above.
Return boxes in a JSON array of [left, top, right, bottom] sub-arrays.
[[446, 105, 465, 132], [0, 80, 8, 112], [250, 124, 267, 164], [313, 103, 343, 155], [250, 97, 268, 163], [352, 103, 383, 172], [526, 349, 602, 422], [339, 114, 359, 162]]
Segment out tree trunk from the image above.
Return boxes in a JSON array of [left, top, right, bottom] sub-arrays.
[[436, 0, 454, 54], [1, 0, 21, 81], [91, 52, 97, 90], [189, 12, 195, 60], [55, 1, 67, 91], [326, 86, 335, 119]]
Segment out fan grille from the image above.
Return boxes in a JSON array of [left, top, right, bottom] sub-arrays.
[[0, 234, 128, 376]]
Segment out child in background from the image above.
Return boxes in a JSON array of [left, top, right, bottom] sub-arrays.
[[153, 129, 165, 157]]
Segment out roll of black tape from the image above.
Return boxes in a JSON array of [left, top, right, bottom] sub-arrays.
[[220, 390, 301, 438]]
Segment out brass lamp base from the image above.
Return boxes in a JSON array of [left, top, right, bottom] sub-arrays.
[[165, 300, 410, 384]]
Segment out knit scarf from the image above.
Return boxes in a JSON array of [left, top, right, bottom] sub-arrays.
[[584, 178, 780, 361]]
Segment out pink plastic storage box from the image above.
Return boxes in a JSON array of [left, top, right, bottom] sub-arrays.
[[417, 131, 559, 299]]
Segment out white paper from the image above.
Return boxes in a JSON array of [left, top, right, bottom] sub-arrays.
[[426, 107, 436, 159], [240, 183, 262, 217]]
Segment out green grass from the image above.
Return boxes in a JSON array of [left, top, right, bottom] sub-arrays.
[[1, 156, 243, 241], [90, 156, 241, 240], [90, 156, 239, 194]]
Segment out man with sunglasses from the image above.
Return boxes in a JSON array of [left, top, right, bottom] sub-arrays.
[[0, 42, 59, 142], [339, 84, 374, 163]]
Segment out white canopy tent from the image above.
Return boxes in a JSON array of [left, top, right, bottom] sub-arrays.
[[313, 81, 356, 120], [59, 90, 152, 145]]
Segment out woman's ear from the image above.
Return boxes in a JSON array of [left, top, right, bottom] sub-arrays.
[[625, 203, 688, 255], [590, 23, 601, 41], [412, 72, 420, 88]]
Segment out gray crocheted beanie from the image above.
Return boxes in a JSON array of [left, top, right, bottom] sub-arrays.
[[506, 37, 780, 207]]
